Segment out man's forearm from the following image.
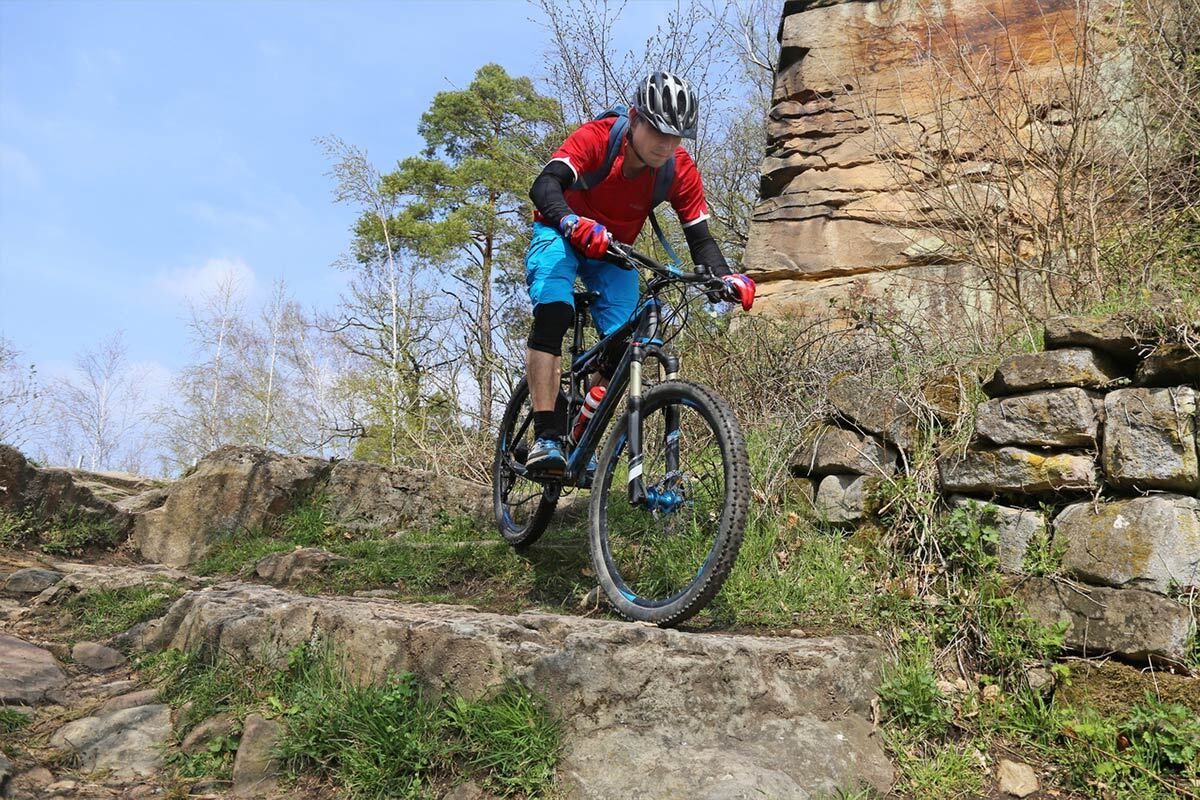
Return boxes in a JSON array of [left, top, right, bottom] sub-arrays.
[[684, 219, 730, 276], [530, 162, 576, 229]]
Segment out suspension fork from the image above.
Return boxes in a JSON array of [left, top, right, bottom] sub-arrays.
[[627, 340, 647, 506]]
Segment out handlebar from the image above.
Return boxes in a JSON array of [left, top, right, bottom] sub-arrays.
[[604, 240, 725, 292]]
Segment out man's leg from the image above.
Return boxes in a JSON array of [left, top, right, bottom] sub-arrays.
[[524, 223, 580, 471], [579, 256, 640, 383]]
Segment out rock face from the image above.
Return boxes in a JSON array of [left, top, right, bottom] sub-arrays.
[[323, 459, 491, 533], [0, 444, 132, 538], [974, 388, 1103, 447], [0, 633, 67, 704], [938, 447, 1098, 494], [1015, 577, 1193, 665], [133, 445, 330, 567], [139, 583, 895, 798], [745, 0, 1124, 326], [49, 704, 172, 778], [1102, 387, 1199, 493], [1055, 495, 1200, 595]]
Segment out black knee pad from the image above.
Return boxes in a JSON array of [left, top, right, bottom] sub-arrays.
[[527, 302, 575, 356]]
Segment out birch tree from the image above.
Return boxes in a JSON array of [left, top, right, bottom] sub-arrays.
[[0, 337, 44, 449]]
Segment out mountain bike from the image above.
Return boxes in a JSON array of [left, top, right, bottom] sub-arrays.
[[492, 241, 750, 627]]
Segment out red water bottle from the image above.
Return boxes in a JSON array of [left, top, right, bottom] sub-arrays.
[[571, 386, 607, 444]]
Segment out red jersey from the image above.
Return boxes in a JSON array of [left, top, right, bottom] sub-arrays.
[[535, 117, 711, 245]]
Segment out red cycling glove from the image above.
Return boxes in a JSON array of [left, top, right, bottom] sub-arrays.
[[560, 214, 610, 259], [721, 273, 756, 311]]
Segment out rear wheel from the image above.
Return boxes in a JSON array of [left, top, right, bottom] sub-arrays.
[[493, 379, 559, 548], [588, 380, 749, 626]]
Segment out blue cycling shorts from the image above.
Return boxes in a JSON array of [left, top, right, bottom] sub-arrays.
[[525, 222, 639, 336]]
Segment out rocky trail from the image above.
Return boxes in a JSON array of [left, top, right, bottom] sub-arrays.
[[0, 445, 895, 799]]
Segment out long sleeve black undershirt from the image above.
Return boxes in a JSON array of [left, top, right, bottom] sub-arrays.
[[529, 161, 731, 277]]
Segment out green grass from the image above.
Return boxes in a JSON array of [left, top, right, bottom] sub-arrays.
[[0, 507, 123, 555], [142, 643, 561, 799], [0, 707, 31, 735], [64, 583, 184, 639]]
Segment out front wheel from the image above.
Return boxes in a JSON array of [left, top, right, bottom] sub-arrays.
[[589, 380, 750, 626], [494, 379, 559, 548]]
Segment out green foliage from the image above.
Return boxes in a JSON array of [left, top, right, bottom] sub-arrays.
[[1124, 695, 1200, 775], [888, 736, 986, 800], [0, 509, 32, 548], [0, 707, 30, 734], [169, 729, 240, 781], [64, 583, 183, 639], [38, 513, 122, 556], [1022, 523, 1066, 577], [146, 643, 560, 799], [878, 636, 953, 737], [0, 507, 122, 556]]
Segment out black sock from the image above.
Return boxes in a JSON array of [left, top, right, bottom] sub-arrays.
[[533, 411, 561, 441]]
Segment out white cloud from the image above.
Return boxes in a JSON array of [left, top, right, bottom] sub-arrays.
[[153, 257, 258, 303]]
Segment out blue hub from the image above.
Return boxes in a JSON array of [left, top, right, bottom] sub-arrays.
[[644, 487, 685, 514]]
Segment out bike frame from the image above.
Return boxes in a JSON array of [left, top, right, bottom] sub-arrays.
[[561, 291, 681, 505]]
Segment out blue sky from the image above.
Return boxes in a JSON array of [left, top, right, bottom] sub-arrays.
[[0, 0, 671, 394]]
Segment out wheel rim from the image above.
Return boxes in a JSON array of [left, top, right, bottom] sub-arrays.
[[497, 391, 551, 535], [598, 397, 728, 608]]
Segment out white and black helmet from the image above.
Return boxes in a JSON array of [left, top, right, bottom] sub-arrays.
[[633, 71, 698, 139]]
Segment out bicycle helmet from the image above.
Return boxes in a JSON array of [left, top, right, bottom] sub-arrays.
[[633, 71, 698, 139]]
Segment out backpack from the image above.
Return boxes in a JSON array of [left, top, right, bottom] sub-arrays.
[[571, 105, 683, 266]]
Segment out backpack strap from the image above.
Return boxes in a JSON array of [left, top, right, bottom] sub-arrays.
[[572, 105, 683, 268]]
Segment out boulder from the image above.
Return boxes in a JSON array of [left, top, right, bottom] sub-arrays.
[[1055, 495, 1200, 595], [324, 458, 490, 534], [71, 641, 126, 671], [2, 567, 63, 595], [0, 633, 67, 704], [0, 445, 133, 540], [1014, 577, 1192, 666], [814, 474, 878, 524], [974, 388, 1103, 447], [1102, 387, 1199, 493], [948, 497, 1048, 573], [138, 583, 894, 798], [827, 373, 922, 452], [983, 348, 1125, 397], [1137, 345, 1200, 387], [60, 469, 164, 504], [791, 427, 897, 477], [231, 713, 282, 797], [115, 487, 169, 515], [938, 447, 1098, 495], [98, 688, 159, 715], [1043, 315, 1141, 360], [133, 445, 331, 567], [49, 704, 171, 778], [255, 547, 347, 587]]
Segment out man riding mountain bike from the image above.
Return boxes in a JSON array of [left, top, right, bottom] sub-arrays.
[[523, 70, 756, 475]]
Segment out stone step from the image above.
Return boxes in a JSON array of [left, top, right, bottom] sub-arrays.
[[139, 583, 894, 799]]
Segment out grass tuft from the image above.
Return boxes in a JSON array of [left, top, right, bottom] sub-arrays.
[[64, 583, 184, 639]]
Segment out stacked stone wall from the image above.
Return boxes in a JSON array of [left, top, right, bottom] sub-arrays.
[[790, 316, 1199, 669]]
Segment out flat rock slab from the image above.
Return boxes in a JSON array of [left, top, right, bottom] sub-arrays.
[[791, 426, 896, 477], [1043, 316, 1141, 360], [1102, 387, 1199, 493], [1137, 345, 1200, 387], [826, 373, 921, 452], [974, 388, 1103, 448], [30, 562, 202, 608], [231, 713, 282, 796], [139, 583, 894, 798], [1055, 495, 1200, 595], [938, 447, 1098, 495], [0, 633, 67, 704], [2, 568, 64, 595], [255, 547, 347, 587], [72, 641, 126, 671], [49, 703, 171, 778], [983, 348, 1125, 397], [1014, 577, 1192, 666]]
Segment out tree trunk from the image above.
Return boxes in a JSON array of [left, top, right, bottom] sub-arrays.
[[480, 192, 495, 432]]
